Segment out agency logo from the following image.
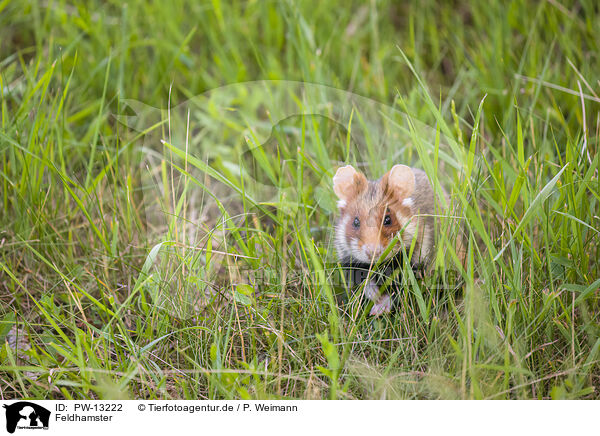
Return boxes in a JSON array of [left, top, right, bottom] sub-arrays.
[[2, 402, 50, 434]]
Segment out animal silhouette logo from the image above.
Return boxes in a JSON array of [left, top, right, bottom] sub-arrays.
[[2, 402, 50, 433]]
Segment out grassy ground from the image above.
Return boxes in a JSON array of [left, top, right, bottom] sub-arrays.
[[1, 0, 599, 399]]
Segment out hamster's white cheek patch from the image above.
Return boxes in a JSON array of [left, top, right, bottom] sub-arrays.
[[349, 239, 368, 263], [334, 216, 351, 256]]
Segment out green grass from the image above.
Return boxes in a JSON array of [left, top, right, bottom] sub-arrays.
[[1, 0, 599, 399]]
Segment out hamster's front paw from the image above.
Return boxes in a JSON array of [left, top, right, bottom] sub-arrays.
[[363, 280, 379, 302], [369, 294, 392, 316]]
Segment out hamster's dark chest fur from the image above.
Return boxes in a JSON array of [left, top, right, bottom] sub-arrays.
[[339, 254, 426, 313], [340, 252, 423, 292]]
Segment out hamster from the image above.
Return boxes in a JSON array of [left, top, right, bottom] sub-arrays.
[[332, 164, 445, 316]]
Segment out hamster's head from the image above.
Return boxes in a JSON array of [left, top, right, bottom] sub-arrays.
[[333, 164, 416, 263]]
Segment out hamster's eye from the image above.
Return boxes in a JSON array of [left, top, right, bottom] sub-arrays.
[[383, 215, 392, 226], [353, 217, 360, 228]]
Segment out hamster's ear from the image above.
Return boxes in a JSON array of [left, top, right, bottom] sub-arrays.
[[384, 164, 415, 199], [333, 165, 367, 204]]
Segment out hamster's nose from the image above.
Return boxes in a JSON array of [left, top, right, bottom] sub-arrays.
[[363, 243, 382, 258]]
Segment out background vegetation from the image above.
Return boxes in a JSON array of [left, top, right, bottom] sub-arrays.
[[1, 0, 599, 399]]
